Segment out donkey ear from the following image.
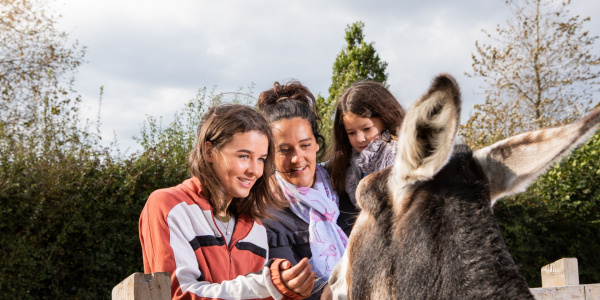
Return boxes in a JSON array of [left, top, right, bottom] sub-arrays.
[[473, 109, 600, 205], [392, 74, 461, 184]]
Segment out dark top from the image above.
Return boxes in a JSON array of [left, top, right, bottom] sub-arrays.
[[263, 191, 359, 300]]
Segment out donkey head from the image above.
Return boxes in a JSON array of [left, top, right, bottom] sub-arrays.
[[329, 74, 600, 299]]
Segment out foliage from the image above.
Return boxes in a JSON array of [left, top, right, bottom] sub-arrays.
[[495, 129, 600, 286], [1, 0, 86, 147], [0, 86, 217, 298], [0, 5, 247, 294], [316, 93, 334, 149], [318, 21, 389, 146], [462, 0, 600, 149], [0, 2, 216, 294], [461, 0, 600, 284]]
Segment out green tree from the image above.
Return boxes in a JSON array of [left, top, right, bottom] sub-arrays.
[[1, 0, 86, 154], [462, 0, 600, 149], [318, 21, 389, 146]]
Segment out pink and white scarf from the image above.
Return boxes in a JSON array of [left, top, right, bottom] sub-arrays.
[[275, 165, 348, 279]]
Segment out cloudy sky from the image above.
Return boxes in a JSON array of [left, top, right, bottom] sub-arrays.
[[48, 0, 600, 153]]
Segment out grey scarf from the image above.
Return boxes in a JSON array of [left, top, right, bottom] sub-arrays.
[[345, 130, 397, 206]]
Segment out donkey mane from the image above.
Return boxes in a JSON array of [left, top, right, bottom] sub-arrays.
[[329, 73, 600, 300]]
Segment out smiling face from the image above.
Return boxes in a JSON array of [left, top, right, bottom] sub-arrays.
[[271, 117, 319, 187], [207, 131, 269, 208], [342, 113, 386, 153]]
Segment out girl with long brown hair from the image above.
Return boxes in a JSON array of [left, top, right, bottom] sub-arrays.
[[327, 81, 406, 206], [139, 104, 315, 299]]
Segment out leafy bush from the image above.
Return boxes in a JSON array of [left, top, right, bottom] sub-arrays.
[[0, 87, 217, 298], [495, 130, 600, 287]]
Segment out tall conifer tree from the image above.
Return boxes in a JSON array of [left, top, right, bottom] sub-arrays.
[[317, 21, 388, 146]]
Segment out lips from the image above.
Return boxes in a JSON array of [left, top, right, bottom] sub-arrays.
[[290, 166, 308, 173], [238, 177, 253, 187]]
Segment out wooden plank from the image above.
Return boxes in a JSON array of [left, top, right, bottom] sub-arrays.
[[585, 284, 600, 300], [541, 258, 579, 288], [112, 272, 170, 300], [530, 285, 585, 300], [112, 273, 137, 300]]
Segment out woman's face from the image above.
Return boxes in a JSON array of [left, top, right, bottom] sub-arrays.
[[342, 113, 386, 153], [271, 117, 319, 188], [207, 131, 269, 205]]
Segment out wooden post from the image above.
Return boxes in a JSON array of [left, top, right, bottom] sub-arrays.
[[541, 258, 579, 288], [528, 257, 600, 300], [112, 272, 170, 300]]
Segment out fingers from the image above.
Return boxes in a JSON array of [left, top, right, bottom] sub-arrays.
[[284, 268, 315, 296], [284, 261, 312, 289], [279, 258, 316, 296], [280, 257, 308, 282], [297, 270, 316, 296], [280, 260, 291, 270]]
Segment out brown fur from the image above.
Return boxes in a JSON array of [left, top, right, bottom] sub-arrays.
[[329, 73, 600, 299]]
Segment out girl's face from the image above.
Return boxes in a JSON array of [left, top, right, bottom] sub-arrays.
[[342, 113, 385, 153], [207, 131, 269, 205], [271, 117, 319, 188]]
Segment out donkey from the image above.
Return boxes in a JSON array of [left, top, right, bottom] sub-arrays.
[[328, 74, 600, 299]]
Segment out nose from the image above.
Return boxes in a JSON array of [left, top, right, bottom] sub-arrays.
[[247, 160, 261, 177], [357, 131, 366, 143], [290, 151, 304, 164]]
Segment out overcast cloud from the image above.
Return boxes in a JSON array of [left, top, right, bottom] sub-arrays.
[[48, 0, 600, 153]]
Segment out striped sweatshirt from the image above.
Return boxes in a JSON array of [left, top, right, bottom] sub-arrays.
[[139, 177, 302, 300]]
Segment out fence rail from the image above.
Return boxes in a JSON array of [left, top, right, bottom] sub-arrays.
[[530, 258, 600, 300], [112, 258, 599, 299]]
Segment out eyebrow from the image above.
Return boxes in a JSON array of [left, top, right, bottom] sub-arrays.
[[277, 138, 312, 148], [346, 122, 372, 131], [238, 149, 268, 157]]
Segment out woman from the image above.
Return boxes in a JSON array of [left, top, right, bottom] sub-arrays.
[[139, 104, 314, 300], [258, 81, 359, 300], [328, 81, 406, 206]]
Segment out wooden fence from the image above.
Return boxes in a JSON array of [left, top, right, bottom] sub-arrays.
[[530, 258, 600, 300], [112, 272, 170, 300], [113, 257, 599, 299]]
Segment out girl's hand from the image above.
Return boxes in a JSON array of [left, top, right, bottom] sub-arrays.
[[280, 257, 316, 298]]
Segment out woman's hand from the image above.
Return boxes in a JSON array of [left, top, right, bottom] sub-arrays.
[[280, 257, 316, 298]]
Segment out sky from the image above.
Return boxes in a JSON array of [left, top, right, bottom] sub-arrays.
[[47, 0, 600, 154]]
